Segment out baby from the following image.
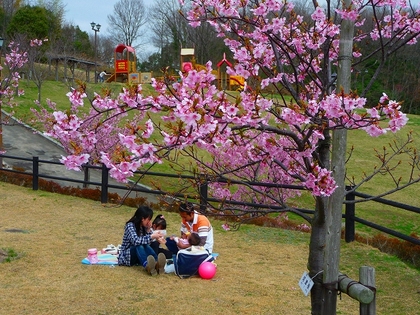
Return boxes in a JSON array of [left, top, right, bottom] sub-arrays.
[[151, 214, 167, 239], [173, 232, 201, 248], [150, 214, 173, 259]]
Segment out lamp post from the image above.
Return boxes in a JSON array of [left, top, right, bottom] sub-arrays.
[[0, 37, 4, 169], [90, 22, 101, 83]]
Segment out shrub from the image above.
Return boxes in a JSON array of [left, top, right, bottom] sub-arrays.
[[0, 170, 149, 208], [355, 232, 420, 268]]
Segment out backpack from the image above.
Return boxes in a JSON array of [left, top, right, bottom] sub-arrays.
[[174, 247, 214, 279]]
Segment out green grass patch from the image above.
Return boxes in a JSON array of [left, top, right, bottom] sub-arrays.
[[0, 248, 21, 263]]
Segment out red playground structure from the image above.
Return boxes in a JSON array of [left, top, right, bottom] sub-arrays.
[[106, 44, 138, 83], [180, 49, 245, 91]]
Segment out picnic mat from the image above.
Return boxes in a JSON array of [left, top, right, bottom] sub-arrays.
[[81, 253, 118, 265], [81, 252, 218, 266]]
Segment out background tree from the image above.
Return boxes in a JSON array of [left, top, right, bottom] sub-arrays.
[[55, 23, 91, 58], [88, 32, 115, 69], [149, 0, 227, 69], [370, 45, 420, 114], [149, 0, 188, 70], [26, 38, 48, 102], [7, 5, 55, 40], [6, 4, 62, 102], [98, 34, 116, 69], [33, 0, 63, 44], [0, 0, 22, 37], [33, 0, 64, 16], [107, 0, 148, 48], [138, 51, 164, 73]]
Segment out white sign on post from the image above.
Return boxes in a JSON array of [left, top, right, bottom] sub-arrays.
[[299, 271, 314, 296]]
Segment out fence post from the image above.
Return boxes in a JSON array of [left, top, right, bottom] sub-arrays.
[[359, 266, 376, 315], [83, 164, 90, 188], [101, 164, 109, 203], [199, 176, 208, 211], [32, 156, 39, 190], [345, 186, 355, 242]]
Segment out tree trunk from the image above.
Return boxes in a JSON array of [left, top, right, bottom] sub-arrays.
[[309, 130, 331, 314], [321, 1, 354, 314], [308, 196, 327, 314]]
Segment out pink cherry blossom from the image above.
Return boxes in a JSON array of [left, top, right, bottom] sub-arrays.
[[66, 89, 86, 108], [59, 154, 90, 171], [311, 7, 325, 21]]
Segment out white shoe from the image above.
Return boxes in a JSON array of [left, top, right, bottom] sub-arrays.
[[102, 244, 118, 255]]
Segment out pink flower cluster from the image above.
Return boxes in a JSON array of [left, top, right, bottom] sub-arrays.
[[0, 42, 30, 111], [304, 165, 337, 197]]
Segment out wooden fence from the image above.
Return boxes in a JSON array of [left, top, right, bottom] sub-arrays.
[[0, 153, 419, 248], [344, 188, 420, 245]]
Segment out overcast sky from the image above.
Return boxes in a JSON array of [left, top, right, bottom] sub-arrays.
[[63, 0, 155, 34], [63, 0, 157, 55]]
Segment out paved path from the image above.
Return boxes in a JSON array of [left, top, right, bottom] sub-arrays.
[[1, 114, 159, 203]]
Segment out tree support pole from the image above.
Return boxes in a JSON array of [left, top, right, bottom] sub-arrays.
[[338, 273, 375, 304], [322, 0, 355, 313]]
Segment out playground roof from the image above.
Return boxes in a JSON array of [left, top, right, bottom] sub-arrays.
[[48, 55, 96, 66], [115, 44, 135, 54], [181, 48, 195, 56], [217, 53, 232, 68]]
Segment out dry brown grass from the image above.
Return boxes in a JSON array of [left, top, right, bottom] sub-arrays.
[[0, 181, 419, 315]]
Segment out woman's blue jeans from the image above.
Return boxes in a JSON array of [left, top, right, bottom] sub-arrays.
[[130, 244, 157, 266]]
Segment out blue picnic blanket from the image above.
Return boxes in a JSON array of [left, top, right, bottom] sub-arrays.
[[81, 253, 118, 265]]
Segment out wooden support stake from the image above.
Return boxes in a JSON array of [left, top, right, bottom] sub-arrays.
[[359, 266, 376, 315], [338, 273, 374, 304]]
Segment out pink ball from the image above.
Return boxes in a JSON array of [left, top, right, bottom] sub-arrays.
[[198, 262, 216, 279]]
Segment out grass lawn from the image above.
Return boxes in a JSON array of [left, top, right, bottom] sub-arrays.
[[0, 182, 419, 315], [1, 78, 420, 314]]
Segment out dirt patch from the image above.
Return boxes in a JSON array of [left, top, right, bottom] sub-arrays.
[[0, 249, 8, 263], [4, 228, 28, 233]]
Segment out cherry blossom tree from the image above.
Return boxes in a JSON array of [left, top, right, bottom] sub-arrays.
[[31, 0, 420, 314], [0, 40, 30, 162]]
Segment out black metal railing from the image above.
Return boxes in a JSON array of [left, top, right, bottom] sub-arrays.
[[344, 188, 420, 245], [1, 153, 419, 245]]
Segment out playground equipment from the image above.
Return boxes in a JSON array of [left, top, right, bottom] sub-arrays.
[[217, 53, 245, 91], [179, 47, 217, 79], [107, 44, 138, 83], [104, 44, 152, 84], [180, 48, 195, 73], [216, 53, 232, 90], [181, 48, 244, 91]]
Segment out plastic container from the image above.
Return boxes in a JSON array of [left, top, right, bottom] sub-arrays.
[[87, 248, 98, 264]]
